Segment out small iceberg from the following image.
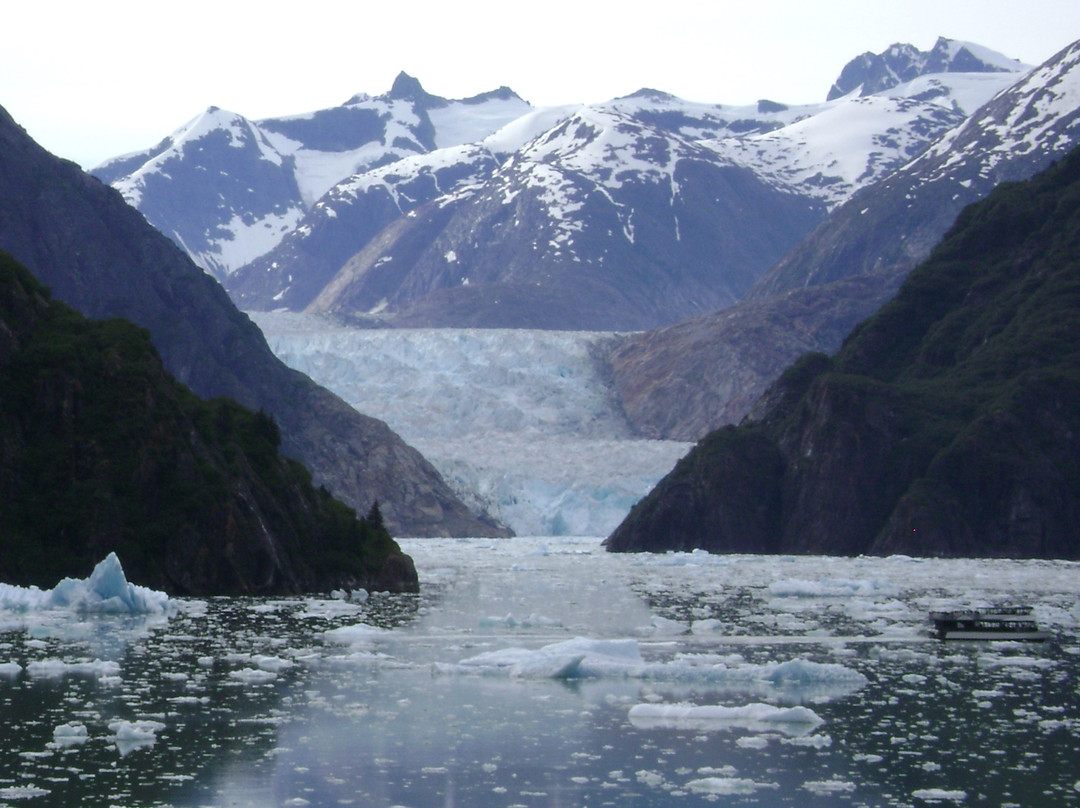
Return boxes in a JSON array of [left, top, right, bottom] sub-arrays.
[[0, 553, 172, 615], [628, 702, 824, 735]]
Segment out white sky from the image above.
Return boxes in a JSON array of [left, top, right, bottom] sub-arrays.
[[3, 0, 1078, 169]]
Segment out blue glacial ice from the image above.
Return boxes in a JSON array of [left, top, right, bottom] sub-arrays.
[[0, 552, 171, 615]]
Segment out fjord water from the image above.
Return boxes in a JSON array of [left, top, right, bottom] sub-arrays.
[[2, 537, 1079, 807]]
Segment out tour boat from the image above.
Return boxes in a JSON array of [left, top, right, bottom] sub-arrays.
[[928, 606, 1050, 641]]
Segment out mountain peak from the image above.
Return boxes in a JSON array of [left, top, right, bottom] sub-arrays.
[[388, 71, 435, 103], [827, 37, 1029, 100]]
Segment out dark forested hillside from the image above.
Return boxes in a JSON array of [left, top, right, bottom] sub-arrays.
[[606, 146, 1080, 559], [0, 103, 504, 538], [0, 250, 417, 595]]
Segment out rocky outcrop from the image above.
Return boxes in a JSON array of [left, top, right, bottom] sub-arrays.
[[827, 37, 1025, 100], [606, 145, 1080, 559], [0, 250, 418, 595], [0, 103, 506, 538], [606, 271, 903, 441]]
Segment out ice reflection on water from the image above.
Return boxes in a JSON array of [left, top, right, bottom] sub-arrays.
[[1, 537, 1079, 807]]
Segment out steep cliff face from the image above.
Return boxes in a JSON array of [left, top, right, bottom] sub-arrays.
[[0, 251, 417, 595], [0, 104, 506, 538], [606, 146, 1080, 559], [606, 271, 903, 441]]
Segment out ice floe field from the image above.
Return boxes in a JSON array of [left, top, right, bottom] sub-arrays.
[[1, 537, 1079, 807]]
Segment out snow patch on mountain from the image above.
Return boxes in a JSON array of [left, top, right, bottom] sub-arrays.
[[912, 40, 1080, 183]]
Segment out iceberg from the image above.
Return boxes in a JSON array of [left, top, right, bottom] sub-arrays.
[[109, 719, 166, 756], [436, 637, 869, 698], [0, 553, 171, 615]]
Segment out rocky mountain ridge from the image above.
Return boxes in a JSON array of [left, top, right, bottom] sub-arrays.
[[827, 36, 1028, 100], [606, 38, 1080, 441], [93, 73, 531, 280]]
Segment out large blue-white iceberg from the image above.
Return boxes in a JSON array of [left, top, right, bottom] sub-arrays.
[[0, 553, 171, 615]]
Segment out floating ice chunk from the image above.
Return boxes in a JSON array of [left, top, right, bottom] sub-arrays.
[[912, 788, 967, 802], [229, 667, 278, 684], [768, 577, 893, 598], [978, 654, 1054, 670], [0, 553, 171, 615], [27, 659, 121, 679], [0, 661, 22, 677], [803, 779, 857, 795], [323, 624, 392, 645], [760, 658, 869, 689], [109, 719, 166, 756], [648, 615, 689, 635], [782, 733, 833, 748], [479, 612, 563, 629], [52, 723, 89, 747], [0, 786, 50, 799], [0, 582, 49, 611], [439, 637, 643, 679], [635, 770, 665, 787], [691, 618, 725, 634], [737, 736, 770, 749], [439, 638, 867, 696], [627, 702, 824, 734], [251, 655, 294, 673], [687, 777, 777, 794]]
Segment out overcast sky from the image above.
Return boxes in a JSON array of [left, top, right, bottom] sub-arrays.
[[3, 0, 1078, 169]]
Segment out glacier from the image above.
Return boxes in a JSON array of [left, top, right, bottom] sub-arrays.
[[249, 311, 691, 535]]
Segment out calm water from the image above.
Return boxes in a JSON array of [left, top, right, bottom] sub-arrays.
[[1, 537, 1079, 807]]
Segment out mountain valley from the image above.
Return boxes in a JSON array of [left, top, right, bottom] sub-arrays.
[[6, 34, 1080, 559]]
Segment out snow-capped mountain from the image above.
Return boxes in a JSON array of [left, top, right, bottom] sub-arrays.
[[827, 36, 1029, 100], [99, 38, 1030, 330], [302, 106, 825, 330], [752, 37, 1080, 299], [93, 73, 530, 280], [607, 38, 1080, 445], [226, 143, 504, 311], [225, 40, 1025, 328], [706, 71, 1020, 209]]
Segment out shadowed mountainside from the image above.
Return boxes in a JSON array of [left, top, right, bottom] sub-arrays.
[[0, 250, 417, 594], [607, 145, 1080, 559], [0, 104, 506, 538]]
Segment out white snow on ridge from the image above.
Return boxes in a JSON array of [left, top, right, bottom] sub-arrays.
[[703, 71, 1024, 209], [430, 95, 535, 150], [481, 105, 580, 155]]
